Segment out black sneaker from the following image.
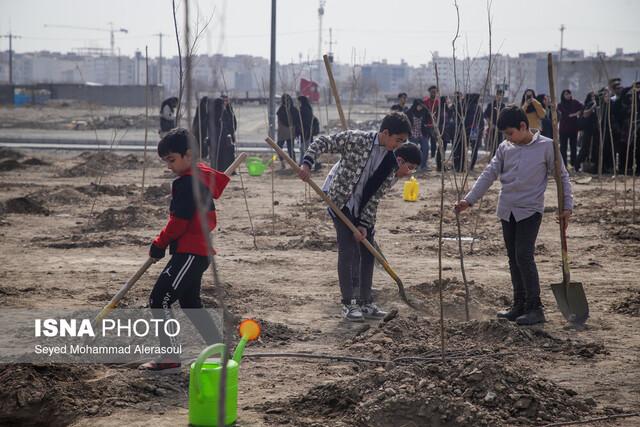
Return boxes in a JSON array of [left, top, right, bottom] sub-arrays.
[[360, 303, 387, 320], [496, 305, 525, 322], [515, 307, 546, 325], [342, 303, 364, 322]]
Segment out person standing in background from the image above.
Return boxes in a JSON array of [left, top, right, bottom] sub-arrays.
[[423, 86, 441, 162], [536, 94, 553, 139], [391, 92, 409, 114], [277, 94, 301, 168], [557, 89, 584, 170], [521, 89, 546, 131], [406, 99, 430, 171]]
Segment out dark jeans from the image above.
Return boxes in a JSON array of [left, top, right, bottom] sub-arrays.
[[427, 127, 437, 158], [332, 207, 375, 305], [411, 136, 429, 169], [560, 131, 578, 168], [501, 212, 543, 309], [277, 139, 296, 163], [149, 253, 222, 355]]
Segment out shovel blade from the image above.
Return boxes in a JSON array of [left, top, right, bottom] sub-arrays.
[[551, 281, 589, 324]]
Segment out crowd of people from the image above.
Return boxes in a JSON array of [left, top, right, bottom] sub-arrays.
[[392, 79, 640, 175]]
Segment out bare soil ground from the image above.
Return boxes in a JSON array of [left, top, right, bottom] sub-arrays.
[[1, 143, 639, 426]]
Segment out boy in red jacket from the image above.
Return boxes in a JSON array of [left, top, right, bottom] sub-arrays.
[[140, 128, 230, 371]]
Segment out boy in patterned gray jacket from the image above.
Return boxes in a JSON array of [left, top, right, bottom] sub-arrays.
[[298, 112, 418, 321]]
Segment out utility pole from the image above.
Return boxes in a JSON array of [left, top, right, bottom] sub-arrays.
[[559, 24, 565, 61], [154, 33, 167, 85], [327, 28, 336, 60], [558, 24, 565, 92], [317, 0, 326, 62], [135, 50, 142, 85], [268, 0, 277, 140], [1, 32, 21, 85]]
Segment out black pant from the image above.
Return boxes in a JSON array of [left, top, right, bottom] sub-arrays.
[[435, 137, 449, 171], [149, 253, 222, 354], [427, 127, 437, 158], [332, 208, 375, 305], [560, 131, 578, 168], [468, 128, 483, 171], [577, 130, 593, 172], [277, 139, 296, 163], [501, 213, 542, 309]]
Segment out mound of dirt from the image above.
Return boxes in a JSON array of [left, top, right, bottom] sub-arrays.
[[0, 159, 24, 171], [575, 206, 633, 226], [60, 152, 142, 177], [75, 182, 138, 197], [348, 314, 606, 360], [611, 289, 640, 316], [449, 320, 607, 358], [21, 157, 50, 166], [610, 224, 640, 241], [409, 278, 510, 317], [274, 231, 335, 251], [84, 206, 163, 232], [0, 364, 187, 427], [29, 187, 88, 205], [32, 233, 148, 249], [265, 357, 600, 426], [0, 148, 24, 160], [256, 319, 304, 344], [144, 183, 171, 202], [1, 197, 50, 215]]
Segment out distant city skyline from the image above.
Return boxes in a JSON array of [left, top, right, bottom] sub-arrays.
[[2, 0, 640, 66]]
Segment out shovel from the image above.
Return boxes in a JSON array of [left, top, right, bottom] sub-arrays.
[[547, 54, 589, 324], [94, 153, 248, 324]]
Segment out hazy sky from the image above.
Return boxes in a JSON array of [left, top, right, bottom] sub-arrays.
[[2, 0, 639, 65]]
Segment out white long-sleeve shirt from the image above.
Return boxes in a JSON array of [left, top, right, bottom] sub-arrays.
[[464, 131, 573, 222]]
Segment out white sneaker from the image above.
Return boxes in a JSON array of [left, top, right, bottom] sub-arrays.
[[342, 302, 364, 322], [361, 303, 387, 320]]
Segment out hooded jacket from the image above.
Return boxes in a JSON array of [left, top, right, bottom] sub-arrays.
[[153, 162, 230, 256]]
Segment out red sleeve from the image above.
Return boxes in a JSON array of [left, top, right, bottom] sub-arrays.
[[210, 169, 231, 199], [152, 215, 189, 249]]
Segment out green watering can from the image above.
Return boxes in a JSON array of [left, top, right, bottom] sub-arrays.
[[245, 155, 276, 177], [189, 319, 261, 426]]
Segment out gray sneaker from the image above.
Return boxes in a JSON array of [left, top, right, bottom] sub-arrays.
[[361, 303, 387, 320], [342, 303, 364, 322]]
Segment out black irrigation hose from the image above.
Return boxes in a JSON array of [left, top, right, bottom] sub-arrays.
[[539, 412, 640, 427], [243, 349, 508, 366]]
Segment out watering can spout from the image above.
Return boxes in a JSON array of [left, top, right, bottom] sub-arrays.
[[233, 319, 261, 364], [232, 336, 248, 364]]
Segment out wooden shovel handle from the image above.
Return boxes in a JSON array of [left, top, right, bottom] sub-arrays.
[[94, 257, 155, 323], [224, 152, 247, 176], [547, 53, 571, 285], [323, 54, 347, 130]]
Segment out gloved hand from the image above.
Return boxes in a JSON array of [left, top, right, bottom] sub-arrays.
[[149, 243, 166, 261]]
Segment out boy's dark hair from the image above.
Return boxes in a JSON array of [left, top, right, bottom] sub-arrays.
[[497, 105, 529, 131], [398, 92, 408, 99], [396, 142, 422, 165], [158, 127, 191, 157], [496, 89, 504, 96], [428, 85, 437, 91], [380, 111, 412, 135]]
